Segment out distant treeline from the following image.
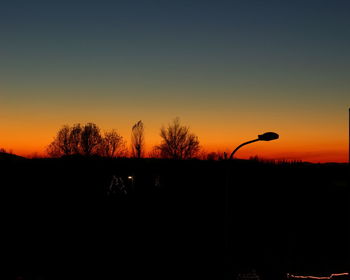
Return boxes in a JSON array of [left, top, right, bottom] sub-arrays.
[[0, 118, 308, 162], [46, 118, 202, 159]]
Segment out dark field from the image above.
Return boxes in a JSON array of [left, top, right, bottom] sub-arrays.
[[1, 157, 349, 280]]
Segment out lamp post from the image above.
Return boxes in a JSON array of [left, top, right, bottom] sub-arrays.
[[225, 132, 279, 279], [229, 132, 279, 160]]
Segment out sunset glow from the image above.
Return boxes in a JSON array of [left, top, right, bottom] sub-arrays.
[[0, 1, 349, 162]]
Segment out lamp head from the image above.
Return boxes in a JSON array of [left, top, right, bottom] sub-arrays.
[[258, 132, 279, 141]]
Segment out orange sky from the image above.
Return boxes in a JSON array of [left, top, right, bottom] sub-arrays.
[[0, 104, 348, 162], [0, 89, 348, 163], [1, 1, 349, 163]]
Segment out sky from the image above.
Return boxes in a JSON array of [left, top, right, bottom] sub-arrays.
[[0, 0, 349, 162]]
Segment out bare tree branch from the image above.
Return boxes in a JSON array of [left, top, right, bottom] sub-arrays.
[[99, 130, 127, 158], [156, 118, 200, 159]]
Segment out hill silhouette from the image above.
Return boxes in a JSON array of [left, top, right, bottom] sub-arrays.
[[0, 151, 26, 161]]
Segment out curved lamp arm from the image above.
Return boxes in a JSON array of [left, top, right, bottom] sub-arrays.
[[229, 139, 259, 160]]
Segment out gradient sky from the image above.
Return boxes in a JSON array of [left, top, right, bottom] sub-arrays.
[[1, 0, 349, 162]]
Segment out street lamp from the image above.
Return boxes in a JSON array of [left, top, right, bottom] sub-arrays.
[[229, 132, 279, 160], [225, 131, 279, 278]]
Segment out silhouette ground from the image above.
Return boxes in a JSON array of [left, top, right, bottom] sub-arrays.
[[1, 156, 349, 280]]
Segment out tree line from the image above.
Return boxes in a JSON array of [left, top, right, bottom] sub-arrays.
[[47, 118, 200, 159]]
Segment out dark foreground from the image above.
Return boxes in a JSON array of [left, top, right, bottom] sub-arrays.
[[1, 157, 349, 280]]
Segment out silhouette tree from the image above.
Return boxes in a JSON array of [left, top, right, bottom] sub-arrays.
[[131, 120, 144, 158], [156, 118, 200, 159], [47, 141, 61, 157], [80, 123, 102, 156], [99, 130, 127, 158], [69, 123, 82, 155], [47, 125, 72, 157], [47, 123, 103, 157]]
